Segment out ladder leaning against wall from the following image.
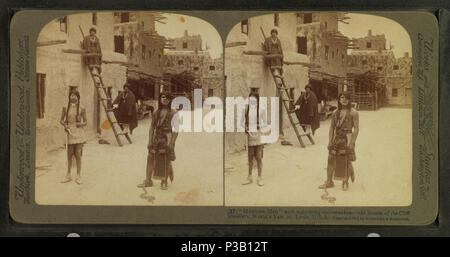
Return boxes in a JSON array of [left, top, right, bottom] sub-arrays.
[[260, 27, 315, 148], [87, 66, 132, 147]]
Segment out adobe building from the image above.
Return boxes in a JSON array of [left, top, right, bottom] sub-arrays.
[[347, 30, 412, 108], [113, 11, 167, 112], [225, 13, 310, 153], [168, 29, 202, 52], [163, 30, 223, 100], [36, 12, 127, 155], [387, 52, 412, 105], [296, 12, 350, 103]]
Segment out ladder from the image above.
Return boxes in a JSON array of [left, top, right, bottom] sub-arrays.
[[259, 27, 314, 148], [87, 65, 132, 147], [269, 69, 315, 148]]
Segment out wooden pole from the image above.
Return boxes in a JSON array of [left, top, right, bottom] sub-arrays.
[[37, 40, 67, 47], [79, 25, 85, 38], [284, 61, 320, 68], [62, 49, 101, 56], [225, 41, 247, 48], [102, 60, 138, 67]]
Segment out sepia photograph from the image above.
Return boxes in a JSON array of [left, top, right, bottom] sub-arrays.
[[224, 12, 413, 206], [7, 7, 439, 226], [34, 11, 224, 206]]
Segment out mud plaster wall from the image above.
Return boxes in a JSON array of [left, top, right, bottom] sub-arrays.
[[137, 32, 164, 77], [36, 13, 127, 158], [225, 13, 309, 153], [114, 14, 164, 77], [352, 34, 387, 51], [386, 56, 412, 105], [165, 51, 223, 98], [347, 50, 412, 105], [170, 32, 202, 51], [165, 52, 209, 75], [347, 51, 394, 75], [296, 18, 347, 77]]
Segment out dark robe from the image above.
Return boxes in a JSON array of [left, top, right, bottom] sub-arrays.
[[263, 37, 283, 70], [113, 91, 138, 134], [147, 108, 178, 181], [82, 35, 102, 72], [328, 109, 357, 181], [295, 91, 320, 135]]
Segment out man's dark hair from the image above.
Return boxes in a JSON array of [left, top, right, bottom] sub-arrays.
[[158, 92, 172, 109], [270, 29, 278, 35], [337, 91, 352, 110], [246, 92, 260, 130], [89, 27, 97, 34]]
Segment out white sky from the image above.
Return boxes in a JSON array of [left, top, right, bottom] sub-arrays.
[[339, 13, 412, 58], [156, 13, 223, 59]]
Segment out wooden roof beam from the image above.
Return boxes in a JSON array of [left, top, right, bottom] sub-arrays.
[[37, 40, 67, 47], [62, 49, 100, 56]]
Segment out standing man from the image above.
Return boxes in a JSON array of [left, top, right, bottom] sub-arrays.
[[319, 91, 359, 191], [138, 93, 178, 190], [294, 83, 320, 135], [113, 83, 138, 135], [82, 27, 102, 74], [60, 86, 87, 185], [241, 92, 267, 187]]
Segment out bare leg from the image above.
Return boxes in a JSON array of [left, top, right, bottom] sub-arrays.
[[138, 152, 154, 188], [255, 146, 264, 186], [146, 153, 154, 184], [61, 145, 73, 183], [319, 154, 335, 189], [74, 144, 83, 184], [248, 158, 254, 176], [242, 147, 255, 185], [75, 144, 82, 176], [67, 154, 72, 175]]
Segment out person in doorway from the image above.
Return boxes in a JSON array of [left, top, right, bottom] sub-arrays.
[[242, 92, 267, 187], [82, 27, 102, 74], [60, 86, 87, 185], [263, 28, 284, 80], [319, 91, 359, 191], [113, 83, 138, 135], [294, 83, 320, 135], [138, 93, 178, 190]]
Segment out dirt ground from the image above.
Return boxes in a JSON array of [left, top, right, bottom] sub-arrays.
[[35, 110, 224, 206], [224, 107, 413, 207], [35, 107, 412, 207]]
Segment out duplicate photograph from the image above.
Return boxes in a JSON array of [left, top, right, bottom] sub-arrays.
[[224, 12, 413, 206], [35, 11, 224, 205]]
